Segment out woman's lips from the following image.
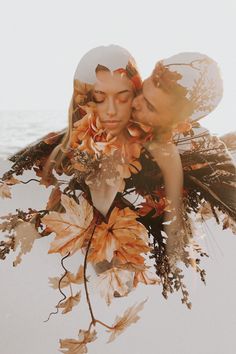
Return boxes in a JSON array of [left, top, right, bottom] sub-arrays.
[[101, 120, 121, 127]]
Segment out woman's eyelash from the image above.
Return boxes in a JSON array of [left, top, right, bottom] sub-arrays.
[[93, 97, 104, 103]]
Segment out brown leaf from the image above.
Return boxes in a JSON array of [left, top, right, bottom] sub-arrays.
[[107, 299, 147, 343], [133, 269, 160, 287], [0, 182, 12, 199], [0, 214, 20, 232], [88, 207, 149, 265], [46, 186, 62, 210], [42, 195, 93, 256], [223, 216, 236, 234], [13, 221, 40, 266], [60, 329, 97, 354], [49, 266, 85, 289], [57, 291, 81, 314], [4, 177, 21, 185]]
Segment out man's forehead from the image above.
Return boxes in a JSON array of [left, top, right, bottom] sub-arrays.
[[143, 78, 173, 109], [142, 78, 159, 107]]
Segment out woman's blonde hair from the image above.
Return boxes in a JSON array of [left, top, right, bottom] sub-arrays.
[[44, 45, 142, 180]]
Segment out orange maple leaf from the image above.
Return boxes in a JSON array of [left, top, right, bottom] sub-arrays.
[[42, 195, 93, 256], [88, 207, 149, 264]]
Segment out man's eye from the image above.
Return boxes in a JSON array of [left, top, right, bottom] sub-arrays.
[[146, 102, 155, 112]]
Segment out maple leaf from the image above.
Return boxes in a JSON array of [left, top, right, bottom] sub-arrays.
[[60, 329, 97, 354], [138, 195, 169, 218], [13, 220, 40, 266], [133, 269, 160, 287], [49, 266, 85, 289], [96, 268, 134, 305], [114, 238, 150, 266], [107, 299, 147, 343], [88, 207, 149, 264], [42, 195, 93, 256], [46, 186, 62, 210], [4, 177, 21, 185], [0, 182, 12, 199], [57, 291, 81, 314]]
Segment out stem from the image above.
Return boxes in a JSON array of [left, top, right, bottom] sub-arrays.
[[19, 178, 41, 184], [69, 283, 73, 297], [44, 252, 70, 322], [95, 319, 114, 330], [83, 215, 99, 325]]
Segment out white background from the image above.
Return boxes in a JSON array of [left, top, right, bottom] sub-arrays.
[[0, 0, 235, 135]]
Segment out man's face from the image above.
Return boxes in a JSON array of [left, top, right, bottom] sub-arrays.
[[132, 77, 176, 128], [93, 70, 134, 138]]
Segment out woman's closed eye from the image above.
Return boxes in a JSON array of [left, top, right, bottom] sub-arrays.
[[93, 91, 105, 103], [117, 91, 133, 103]]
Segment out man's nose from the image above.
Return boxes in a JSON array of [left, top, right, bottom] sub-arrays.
[[107, 97, 116, 116]]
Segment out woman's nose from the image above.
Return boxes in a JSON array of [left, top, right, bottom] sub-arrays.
[[107, 97, 116, 116]]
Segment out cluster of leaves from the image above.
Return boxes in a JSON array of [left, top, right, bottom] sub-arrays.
[[1, 127, 235, 353]]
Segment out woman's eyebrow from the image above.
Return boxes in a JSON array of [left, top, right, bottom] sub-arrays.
[[93, 90, 105, 94], [117, 90, 131, 94], [93, 90, 130, 94]]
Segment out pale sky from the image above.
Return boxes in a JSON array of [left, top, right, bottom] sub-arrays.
[[0, 0, 236, 135]]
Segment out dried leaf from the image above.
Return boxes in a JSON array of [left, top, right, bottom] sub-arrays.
[[133, 269, 160, 287], [107, 299, 147, 343], [223, 215, 236, 234], [46, 186, 62, 210], [88, 207, 149, 265], [57, 291, 81, 314], [0, 182, 12, 199], [60, 329, 97, 354], [5, 177, 21, 185], [42, 195, 93, 256], [13, 221, 40, 266], [96, 268, 133, 305], [0, 214, 19, 232], [49, 266, 85, 289]]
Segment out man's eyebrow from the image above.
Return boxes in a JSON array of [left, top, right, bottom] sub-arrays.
[[144, 96, 157, 112]]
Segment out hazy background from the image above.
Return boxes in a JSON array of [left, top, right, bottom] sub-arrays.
[[0, 1, 236, 353]]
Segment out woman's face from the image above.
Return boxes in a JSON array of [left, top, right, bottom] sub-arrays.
[[132, 77, 177, 129], [93, 70, 134, 138]]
